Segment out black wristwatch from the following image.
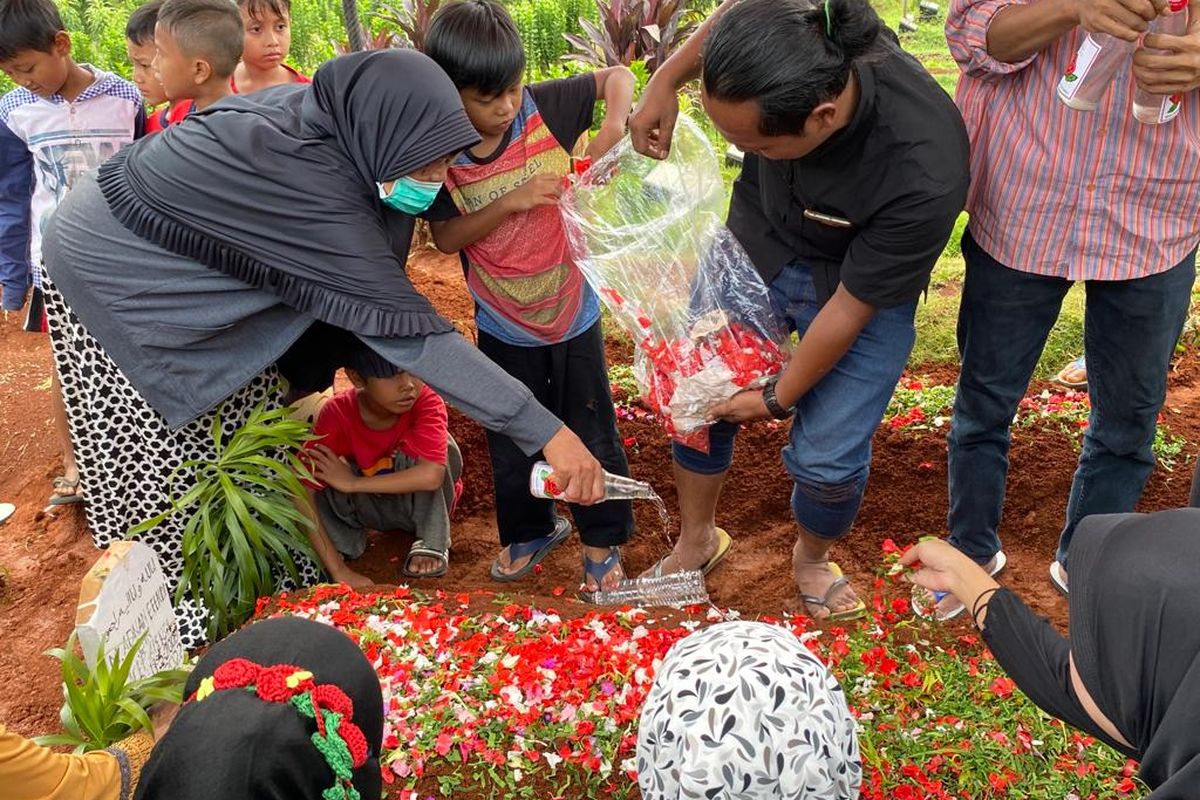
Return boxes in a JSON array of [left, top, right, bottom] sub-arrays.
[[762, 375, 794, 420]]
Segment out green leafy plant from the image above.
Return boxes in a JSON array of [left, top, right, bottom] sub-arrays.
[[564, 0, 699, 71], [34, 633, 189, 753], [511, 0, 569, 76], [128, 400, 318, 641]]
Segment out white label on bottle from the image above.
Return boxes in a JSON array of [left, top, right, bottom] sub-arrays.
[[1160, 94, 1182, 123], [1058, 36, 1101, 102]]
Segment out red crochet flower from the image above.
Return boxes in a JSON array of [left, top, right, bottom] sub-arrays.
[[337, 718, 369, 768], [313, 684, 354, 718], [256, 664, 303, 703], [212, 658, 261, 690]]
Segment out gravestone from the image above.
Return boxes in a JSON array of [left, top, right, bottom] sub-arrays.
[[75, 541, 184, 681]]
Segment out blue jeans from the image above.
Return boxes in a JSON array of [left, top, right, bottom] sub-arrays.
[[674, 261, 918, 539], [948, 229, 1195, 568]]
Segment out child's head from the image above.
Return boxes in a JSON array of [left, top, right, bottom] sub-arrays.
[[126, 0, 167, 106], [344, 349, 425, 418], [154, 0, 243, 101], [0, 0, 75, 100], [237, 0, 291, 74], [425, 0, 525, 138]]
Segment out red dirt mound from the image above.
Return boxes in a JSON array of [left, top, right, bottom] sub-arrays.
[[2, 249, 1198, 740]]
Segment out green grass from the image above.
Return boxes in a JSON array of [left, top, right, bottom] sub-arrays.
[[912, 258, 1088, 377]]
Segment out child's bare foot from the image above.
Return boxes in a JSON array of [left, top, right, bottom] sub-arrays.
[[332, 567, 375, 590]]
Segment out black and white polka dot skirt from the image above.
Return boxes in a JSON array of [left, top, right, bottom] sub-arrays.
[[44, 279, 321, 649]]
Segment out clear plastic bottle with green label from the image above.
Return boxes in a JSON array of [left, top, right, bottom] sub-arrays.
[[1132, 0, 1189, 124], [1058, 32, 1136, 111]]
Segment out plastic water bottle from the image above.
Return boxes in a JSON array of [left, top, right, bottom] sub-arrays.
[[529, 460, 659, 501], [1058, 32, 1136, 111], [1132, 0, 1189, 124], [587, 569, 710, 607]]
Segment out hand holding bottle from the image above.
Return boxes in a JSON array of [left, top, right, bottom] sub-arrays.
[[1133, 9, 1200, 98], [1078, 0, 1167, 41]]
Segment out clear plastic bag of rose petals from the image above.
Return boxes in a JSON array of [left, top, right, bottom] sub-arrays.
[[560, 116, 789, 452]]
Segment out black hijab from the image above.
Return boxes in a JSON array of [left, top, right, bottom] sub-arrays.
[[1069, 509, 1200, 798], [97, 49, 480, 338], [984, 509, 1200, 798], [135, 616, 384, 800]]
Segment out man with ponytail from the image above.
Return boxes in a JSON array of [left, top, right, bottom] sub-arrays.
[[630, 0, 969, 619]]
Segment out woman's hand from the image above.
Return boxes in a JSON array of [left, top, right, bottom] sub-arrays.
[[310, 445, 360, 493], [707, 389, 771, 424], [899, 539, 988, 594], [542, 426, 605, 504]]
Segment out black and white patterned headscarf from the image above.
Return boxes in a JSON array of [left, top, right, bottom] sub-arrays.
[[637, 621, 862, 799]]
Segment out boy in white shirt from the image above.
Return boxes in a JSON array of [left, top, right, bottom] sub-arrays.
[[0, 0, 144, 507]]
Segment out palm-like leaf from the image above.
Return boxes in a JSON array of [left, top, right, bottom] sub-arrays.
[[128, 398, 318, 641], [34, 634, 189, 753]]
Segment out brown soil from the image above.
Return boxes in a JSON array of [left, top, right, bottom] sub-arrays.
[[3, 248, 1198, 739]]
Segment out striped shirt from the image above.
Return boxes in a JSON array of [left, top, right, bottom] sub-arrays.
[[948, 0, 1200, 280]]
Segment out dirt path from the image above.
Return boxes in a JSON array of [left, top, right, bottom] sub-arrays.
[[3, 249, 1198, 737]]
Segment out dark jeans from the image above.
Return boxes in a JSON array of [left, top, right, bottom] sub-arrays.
[[478, 321, 633, 547], [672, 260, 917, 539], [948, 229, 1195, 568]]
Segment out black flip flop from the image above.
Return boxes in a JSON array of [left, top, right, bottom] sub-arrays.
[[490, 518, 572, 582]]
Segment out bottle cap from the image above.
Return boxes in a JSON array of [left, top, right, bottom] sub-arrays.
[[1170, 0, 1186, 12]]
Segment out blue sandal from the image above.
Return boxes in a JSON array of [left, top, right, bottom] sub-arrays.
[[490, 517, 572, 582], [580, 546, 624, 602]]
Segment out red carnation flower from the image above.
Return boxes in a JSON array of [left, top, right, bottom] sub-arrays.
[[256, 664, 302, 703], [212, 658, 261, 690]]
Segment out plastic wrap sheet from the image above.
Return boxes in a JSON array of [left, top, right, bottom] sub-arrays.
[[561, 116, 789, 452]]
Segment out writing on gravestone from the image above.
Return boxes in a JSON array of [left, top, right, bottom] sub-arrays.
[[76, 541, 184, 682]]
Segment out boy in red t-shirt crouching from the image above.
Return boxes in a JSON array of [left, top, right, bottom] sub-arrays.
[[305, 348, 463, 587]]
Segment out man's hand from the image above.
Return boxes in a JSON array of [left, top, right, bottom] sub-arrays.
[[706, 389, 771, 424], [1078, 0, 1166, 41], [629, 79, 681, 160], [1134, 29, 1200, 94], [501, 174, 563, 214], [541, 425, 605, 504], [310, 445, 360, 493]]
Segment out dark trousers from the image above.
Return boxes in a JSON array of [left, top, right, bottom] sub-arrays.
[[948, 229, 1195, 569], [478, 321, 633, 547]]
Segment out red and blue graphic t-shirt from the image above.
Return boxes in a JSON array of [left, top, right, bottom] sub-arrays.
[[428, 75, 600, 347]]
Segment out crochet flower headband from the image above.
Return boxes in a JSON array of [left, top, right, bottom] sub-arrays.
[[188, 658, 370, 800]]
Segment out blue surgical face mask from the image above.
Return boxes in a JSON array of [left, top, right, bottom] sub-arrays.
[[378, 175, 443, 215]]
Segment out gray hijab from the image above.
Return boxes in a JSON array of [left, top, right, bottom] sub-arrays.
[[98, 49, 480, 339]]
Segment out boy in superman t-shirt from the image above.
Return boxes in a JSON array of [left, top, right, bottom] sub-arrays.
[[305, 348, 463, 587]]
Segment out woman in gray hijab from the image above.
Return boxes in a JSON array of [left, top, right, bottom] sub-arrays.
[[637, 621, 861, 799], [42, 49, 604, 648]]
